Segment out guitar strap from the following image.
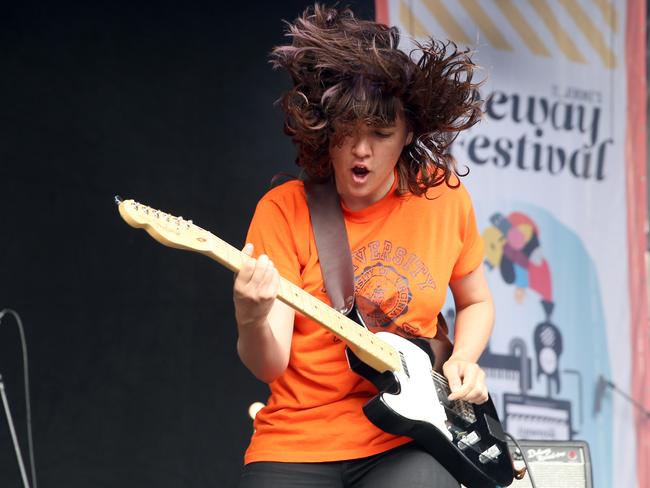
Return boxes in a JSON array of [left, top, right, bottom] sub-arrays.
[[304, 179, 356, 315], [304, 178, 451, 351]]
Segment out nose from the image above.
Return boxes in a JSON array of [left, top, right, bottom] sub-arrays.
[[351, 132, 371, 159]]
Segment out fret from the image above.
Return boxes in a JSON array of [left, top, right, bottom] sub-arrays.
[[333, 311, 347, 334], [278, 279, 306, 313], [308, 295, 323, 316], [211, 237, 238, 273], [291, 284, 305, 311], [213, 237, 226, 263], [323, 307, 338, 332], [277, 277, 289, 300]]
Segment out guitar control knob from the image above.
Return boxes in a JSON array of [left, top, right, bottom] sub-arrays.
[[457, 431, 480, 450], [478, 444, 502, 464]]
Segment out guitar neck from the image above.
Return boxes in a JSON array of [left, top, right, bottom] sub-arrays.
[[203, 233, 402, 374]]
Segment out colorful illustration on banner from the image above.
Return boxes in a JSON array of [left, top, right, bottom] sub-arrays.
[[440, 206, 606, 453]]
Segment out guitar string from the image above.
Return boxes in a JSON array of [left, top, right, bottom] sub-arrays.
[[430, 371, 477, 421]]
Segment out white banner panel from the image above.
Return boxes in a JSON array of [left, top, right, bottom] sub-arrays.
[[377, 1, 648, 486]]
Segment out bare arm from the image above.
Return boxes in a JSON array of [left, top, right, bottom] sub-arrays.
[[233, 243, 295, 383], [444, 264, 494, 404]]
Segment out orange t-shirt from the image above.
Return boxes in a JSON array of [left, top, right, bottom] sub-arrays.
[[243, 176, 484, 464]]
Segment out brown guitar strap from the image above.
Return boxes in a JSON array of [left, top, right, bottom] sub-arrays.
[[304, 179, 356, 315]]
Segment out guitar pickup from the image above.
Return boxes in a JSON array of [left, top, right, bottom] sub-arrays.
[[478, 444, 502, 464], [457, 431, 480, 450], [398, 351, 410, 378]]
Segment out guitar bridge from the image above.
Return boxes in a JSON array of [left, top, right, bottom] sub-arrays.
[[478, 444, 502, 464]]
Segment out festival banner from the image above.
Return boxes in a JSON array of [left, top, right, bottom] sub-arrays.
[[376, 1, 648, 486]]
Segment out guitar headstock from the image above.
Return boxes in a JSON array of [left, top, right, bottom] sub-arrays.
[[116, 197, 213, 253]]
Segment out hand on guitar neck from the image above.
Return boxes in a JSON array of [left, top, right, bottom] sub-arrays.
[[233, 243, 294, 384]]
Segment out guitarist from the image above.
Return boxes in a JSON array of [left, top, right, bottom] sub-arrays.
[[233, 4, 494, 487]]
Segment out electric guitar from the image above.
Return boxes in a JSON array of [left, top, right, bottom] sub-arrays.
[[116, 197, 519, 488]]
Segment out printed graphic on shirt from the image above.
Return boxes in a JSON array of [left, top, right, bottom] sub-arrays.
[[351, 240, 437, 291], [355, 263, 412, 331], [351, 240, 437, 338]]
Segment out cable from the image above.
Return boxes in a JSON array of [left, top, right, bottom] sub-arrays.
[[0, 309, 38, 488], [504, 431, 537, 488]]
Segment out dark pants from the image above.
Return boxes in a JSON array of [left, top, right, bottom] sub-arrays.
[[238, 443, 460, 488]]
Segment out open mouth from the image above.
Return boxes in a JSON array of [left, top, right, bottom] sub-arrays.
[[351, 165, 370, 183]]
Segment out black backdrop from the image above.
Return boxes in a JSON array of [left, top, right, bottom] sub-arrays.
[[0, 1, 374, 486]]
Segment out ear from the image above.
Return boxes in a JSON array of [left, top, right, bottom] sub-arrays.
[[405, 131, 413, 146]]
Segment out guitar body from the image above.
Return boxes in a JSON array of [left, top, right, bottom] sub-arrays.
[[346, 308, 513, 488]]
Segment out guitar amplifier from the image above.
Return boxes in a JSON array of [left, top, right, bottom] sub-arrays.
[[504, 439, 592, 488]]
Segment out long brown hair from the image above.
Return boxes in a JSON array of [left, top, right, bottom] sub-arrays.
[[270, 4, 483, 194]]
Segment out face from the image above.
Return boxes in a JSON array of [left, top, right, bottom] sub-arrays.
[[329, 114, 413, 211]]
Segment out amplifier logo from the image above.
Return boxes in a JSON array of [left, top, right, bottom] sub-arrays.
[[527, 447, 580, 463]]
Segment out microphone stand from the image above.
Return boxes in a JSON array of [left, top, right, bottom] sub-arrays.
[[0, 373, 31, 488], [595, 375, 650, 419]]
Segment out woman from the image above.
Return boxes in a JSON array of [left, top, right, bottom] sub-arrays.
[[233, 4, 493, 487]]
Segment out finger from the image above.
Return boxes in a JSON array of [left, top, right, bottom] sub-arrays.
[[235, 259, 256, 287], [235, 244, 257, 284], [248, 254, 273, 287], [243, 258, 278, 304], [449, 364, 480, 401], [443, 363, 463, 397], [448, 364, 477, 401], [242, 243, 254, 256], [460, 363, 480, 388], [477, 389, 489, 404], [464, 384, 489, 404], [239, 244, 257, 276], [451, 368, 487, 403], [448, 383, 472, 401], [266, 259, 279, 289], [258, 266, 280, 301], [468, 370, 488, 404]]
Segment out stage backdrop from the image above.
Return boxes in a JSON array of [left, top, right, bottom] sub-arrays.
[[0, 2, 376, 487], [377, 1, 648, 487]]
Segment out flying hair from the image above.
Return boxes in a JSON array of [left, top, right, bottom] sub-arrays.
[[270, 3, 484, 194]]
